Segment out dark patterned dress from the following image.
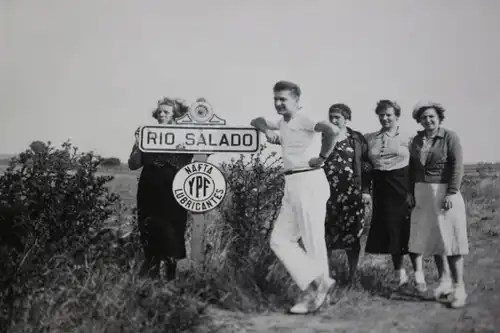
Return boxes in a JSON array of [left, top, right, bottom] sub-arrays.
[[136, 150, 193, 261], [323, 133, 366, 252]]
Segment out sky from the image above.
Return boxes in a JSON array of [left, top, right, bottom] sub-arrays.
[[2, 0, 500, 164]]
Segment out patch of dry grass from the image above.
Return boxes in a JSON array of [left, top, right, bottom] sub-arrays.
[[3, 160, 500, 332]]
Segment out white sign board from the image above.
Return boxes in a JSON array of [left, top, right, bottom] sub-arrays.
[[172, 161, 227, 213], [136, 98, 259, 266], [138, 125, 259, 154]]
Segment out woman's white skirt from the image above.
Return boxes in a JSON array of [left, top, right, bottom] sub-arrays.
[[409, 182, 469, 256]]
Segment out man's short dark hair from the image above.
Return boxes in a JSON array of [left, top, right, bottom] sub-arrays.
[[273, 80, 301, 98]]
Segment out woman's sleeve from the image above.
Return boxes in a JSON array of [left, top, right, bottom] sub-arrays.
[[128, 143, 143, 170], [446, 131, 464, 195], [408, 137, 416, 195], [360, 135, 373, 194]]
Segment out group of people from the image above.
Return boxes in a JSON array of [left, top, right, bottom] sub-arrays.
[[250, 81, 469, 314], [127, 80, 469, 316]]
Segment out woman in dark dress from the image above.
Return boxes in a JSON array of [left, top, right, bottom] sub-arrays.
[[128, 97, 194, 280], [322, 103, 372, 283], [364, 100, 415, 288]]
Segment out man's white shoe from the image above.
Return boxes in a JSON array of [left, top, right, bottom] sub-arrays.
[[312, 277, 336, 312], [288, 277, 336, 314], [289, 291, 316, 314]]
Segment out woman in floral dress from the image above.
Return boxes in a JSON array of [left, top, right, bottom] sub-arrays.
[[322, 103, 372, 283]]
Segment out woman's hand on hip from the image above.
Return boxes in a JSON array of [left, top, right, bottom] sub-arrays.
[[406, 193, 415, 208], [361, 193, 372, 206], [442, 195, 453, 210]]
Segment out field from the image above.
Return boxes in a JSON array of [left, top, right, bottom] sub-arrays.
[[100, 165, 500, 333], [1, 155, 500, 333]]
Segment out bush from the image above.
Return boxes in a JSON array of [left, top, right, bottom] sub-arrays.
[[0, 140, 121, 330], [100, 157, 122, 167], [178, 144, 306, 310], [0, 140, 223, 333]]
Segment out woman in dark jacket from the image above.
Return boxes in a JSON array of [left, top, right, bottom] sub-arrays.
[[322, 103, 373, 283], [128, 97, 194, 280]]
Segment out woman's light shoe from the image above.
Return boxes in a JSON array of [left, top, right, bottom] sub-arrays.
[[416, 282, 428, 293], [450, 284, 467, 308], [414, 271, 427, 293], [433, 279, 453, 300], [397, 269, 409, 287]]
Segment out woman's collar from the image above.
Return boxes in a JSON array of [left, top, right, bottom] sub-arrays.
[[378, 126, 400, 137]]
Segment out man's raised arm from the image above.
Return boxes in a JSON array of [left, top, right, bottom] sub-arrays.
[[250, 117, 279, 132], [314, 120, 339, 160], [250, 117, 280, 145]]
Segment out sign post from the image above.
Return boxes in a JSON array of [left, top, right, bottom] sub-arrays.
[[138, 98, 259, 266]]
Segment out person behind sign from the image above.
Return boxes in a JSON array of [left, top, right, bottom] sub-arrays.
[[128, 97, 194, 280], [321, 103, 373, 284], [407, 102, 469, 308], [250, 80, 339, 314]]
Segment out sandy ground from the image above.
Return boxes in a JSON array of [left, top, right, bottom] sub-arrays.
[[208, 224, 500, 333]]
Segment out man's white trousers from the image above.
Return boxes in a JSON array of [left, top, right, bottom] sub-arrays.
[[270, 168, 331, 291]]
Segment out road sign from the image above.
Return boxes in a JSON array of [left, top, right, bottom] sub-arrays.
[[172, 161, 227, 213], [138, 125, 259, 154], [138, 99, 260, 154], [137, 98, 256, 267]]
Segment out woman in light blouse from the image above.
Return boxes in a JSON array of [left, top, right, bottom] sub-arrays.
[[364, 100, 414, 287], [407, 102, 468, 308]]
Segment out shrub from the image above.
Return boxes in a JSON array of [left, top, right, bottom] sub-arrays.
[[100, 157, 122, 168], [0, 140, 221, 333], [183, 144, 304, 309], [0, 140, 121, 330]]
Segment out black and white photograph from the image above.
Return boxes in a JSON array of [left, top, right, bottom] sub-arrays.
[[1, 1, 499, 332]]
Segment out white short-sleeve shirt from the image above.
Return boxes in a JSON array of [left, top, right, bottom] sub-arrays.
[[269, 113, 321, 172]]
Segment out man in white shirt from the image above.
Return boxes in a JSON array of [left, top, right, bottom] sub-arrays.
[[250, 80, 339, 314]]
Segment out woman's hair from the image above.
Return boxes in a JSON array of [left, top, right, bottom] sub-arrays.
[[412, 102, 446, 123], [374, 99, 401, 117], [152, 97, 189, 120], [328, 103, 352, 121]]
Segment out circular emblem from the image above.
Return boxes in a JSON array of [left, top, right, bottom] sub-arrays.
[[189, 100, 214, 123], [172, 161, 227, 213]]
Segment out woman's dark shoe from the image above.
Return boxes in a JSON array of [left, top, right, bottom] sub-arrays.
[[165, 262, 177, 281]]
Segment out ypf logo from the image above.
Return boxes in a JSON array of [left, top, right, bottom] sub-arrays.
[[172, 161, 227, 213]]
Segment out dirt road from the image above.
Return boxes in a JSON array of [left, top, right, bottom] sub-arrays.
[[210, 221, 500, 333]]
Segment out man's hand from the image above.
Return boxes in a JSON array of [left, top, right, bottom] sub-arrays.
[[265, 131, 280, 145], [308, 156, 325, 168], [442, 195, 453, 210]]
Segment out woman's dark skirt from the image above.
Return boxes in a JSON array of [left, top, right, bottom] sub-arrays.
[[365, 165, 411, 255], [137, 165, 188, 261]]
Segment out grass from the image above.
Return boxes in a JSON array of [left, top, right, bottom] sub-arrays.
[[2, 161, 500, 333]]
